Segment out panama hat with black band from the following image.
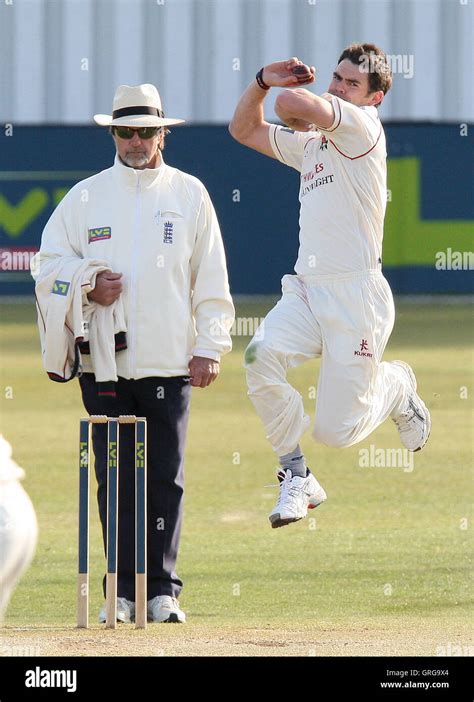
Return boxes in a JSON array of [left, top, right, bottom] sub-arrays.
[[94, 83, 185, 128]]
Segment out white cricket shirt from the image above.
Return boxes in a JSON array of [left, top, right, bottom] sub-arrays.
[[269, 93, 387, 276]]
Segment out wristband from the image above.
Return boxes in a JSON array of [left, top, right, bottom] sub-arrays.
[[256, 68, 270, 91]]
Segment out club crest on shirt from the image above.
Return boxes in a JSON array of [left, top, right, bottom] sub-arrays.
[[320, 135, 328, 150], [163, 221, 173, 244], [88, 227, 111, 243]]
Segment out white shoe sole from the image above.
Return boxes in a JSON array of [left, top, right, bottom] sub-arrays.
[[308, 486, 328, 509], [269, 487, 327, 529], [98, 613, 131, 624], [393, 360, 431, 451], [147, 611, 185, 623]]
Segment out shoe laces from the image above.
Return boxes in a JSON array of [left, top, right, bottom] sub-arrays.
[[264, 470, 284, 489], [266, 469, 309, 490], [393, 412, 412, 431], [393, 399, 424, 431], [273, 470, 305, 508]]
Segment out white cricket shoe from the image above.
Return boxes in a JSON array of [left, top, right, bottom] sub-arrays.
[[391, 361, 431, 452], [269, 468, 327, 529], [98, 597, 135, 623], [147, 595, 186, 623]]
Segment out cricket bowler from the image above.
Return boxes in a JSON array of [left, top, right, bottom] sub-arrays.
[[229, 44, 431, 528], [0, 435, 38, 619]]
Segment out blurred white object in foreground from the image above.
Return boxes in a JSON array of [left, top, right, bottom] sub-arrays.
[[0, 435, 38, 620]]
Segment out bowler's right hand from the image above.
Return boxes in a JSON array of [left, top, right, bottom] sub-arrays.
[[88, 271, 123, 306], [262, 58, 316, 88]]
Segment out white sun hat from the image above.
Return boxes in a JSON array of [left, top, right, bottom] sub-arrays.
[[93, 84, 185, 127]]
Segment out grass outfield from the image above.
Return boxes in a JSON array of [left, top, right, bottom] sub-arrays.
[[0, 300, 472, 656]]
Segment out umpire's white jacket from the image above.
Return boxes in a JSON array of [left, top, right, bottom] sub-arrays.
[[33, 155, 235, 379]]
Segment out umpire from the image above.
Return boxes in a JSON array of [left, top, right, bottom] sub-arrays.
[[35, 84, 234, 623]]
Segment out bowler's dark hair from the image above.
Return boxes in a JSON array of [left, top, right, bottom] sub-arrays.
[[338, 43, 392, 103]]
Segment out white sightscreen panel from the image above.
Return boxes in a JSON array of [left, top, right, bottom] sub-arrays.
[[359, 0, 392, 52], [311, 0, 344, 98], [290, 0, 319, 100], [4, 0, 473, 123], [389, 0, 417, 119], [0, 2, 15, 121], [63, 0, 94, 123], [410, 0, 441, 120], [141, 0, 166, 119], [262, 0, 293, 122], [161, 0, 193, 121], [298, 0, 319, 68], [358, 0, 393, 120], [90, 0, 118, 121], [340, 0, 363, 53], [213, 0, 242, 122], [114, 0, 145, 87], [261, 0, 292, 64], [458, 0, 474, 121], [13, 0, 45, 121], [190, 0, 216, 121]]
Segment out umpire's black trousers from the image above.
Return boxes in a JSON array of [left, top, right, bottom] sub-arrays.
[[79, 373, 191, 601]]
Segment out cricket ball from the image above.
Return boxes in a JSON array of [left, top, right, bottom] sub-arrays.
[[292, 64, 312, 80]]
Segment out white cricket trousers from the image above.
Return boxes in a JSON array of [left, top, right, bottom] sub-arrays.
[[245, 271, 412, 456], [0, 479, 38, 620]]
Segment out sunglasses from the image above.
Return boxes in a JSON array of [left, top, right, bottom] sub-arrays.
[[113, 126, 161, 140]]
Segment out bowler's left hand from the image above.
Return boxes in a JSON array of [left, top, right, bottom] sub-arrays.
[[189, 356, 220, 388]]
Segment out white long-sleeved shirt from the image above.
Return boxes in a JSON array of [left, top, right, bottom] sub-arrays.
[[269, 94, 387, 276], [33, 155, 235, 378]]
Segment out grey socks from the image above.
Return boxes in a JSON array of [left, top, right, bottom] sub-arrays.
[[279, 445, 307, 477]]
